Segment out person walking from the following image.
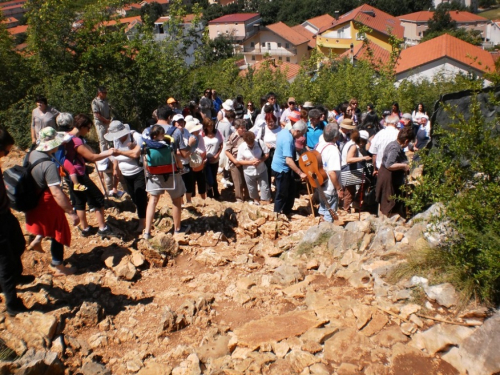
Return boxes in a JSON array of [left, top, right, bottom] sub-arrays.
[[0, 127, 36, 316], [26, 127, 80, 276], [31, 96, 59, 144]]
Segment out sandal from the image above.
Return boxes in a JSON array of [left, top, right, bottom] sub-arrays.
[[73, 183, 88, 192]]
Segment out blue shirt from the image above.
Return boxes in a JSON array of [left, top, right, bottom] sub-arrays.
[[271, 130, 295, 173], [306, 120, 325, 149]]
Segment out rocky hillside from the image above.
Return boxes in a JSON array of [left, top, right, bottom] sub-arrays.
[[0, 148, 498, 375]]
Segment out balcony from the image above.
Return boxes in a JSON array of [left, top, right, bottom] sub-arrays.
[[316, 35, 353, 49], [243, 46, 297, 56]]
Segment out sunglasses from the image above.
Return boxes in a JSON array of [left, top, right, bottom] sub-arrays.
[[289, 102, 295, 105], [247, 104, 253, 106]]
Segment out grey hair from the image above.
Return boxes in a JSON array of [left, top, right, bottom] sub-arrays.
[[323, 123, 339, 143], [233, 119, 246, 129], [308, 108, 322, 119], [292, 119, 307, 133], [56, 112, 74, 130], [385, 115, 399, 125]]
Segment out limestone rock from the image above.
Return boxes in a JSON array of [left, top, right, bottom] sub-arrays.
[[340, 250, 360, 267], [451, 311, 500, 375], [348, 270, 373, 289], [75, 301, 103, 327], [137, 362, 172, 375], [81, 361, 112, 375], [285, 350, 319, 373], [300, 327, 338, 344], [371, 326, 409, 348], [130, 251, 146, 267], [306, 259, 319, 270], [345, 220, 371, 234], [127, 358, 144, 372], [309, 363, 330, 375], [337, 362, 362, 375], [411, 323, 474, 355], [113, 257, 137, 280], [361, 313, 388, 337], [101, 246, 130, 268], [424, 283, 458, 308], [371, 225, 395, 252], [233, 311, 326, 350], [271, 341, 290, 358], [14, 349, 64, 375], [88, 333, 108, 349], [195, 336, 230, 363], [324, 328, 372, 363], [172, 353, 201, 375], [400, 303, 422, 320], [272, 264, 304, 285]]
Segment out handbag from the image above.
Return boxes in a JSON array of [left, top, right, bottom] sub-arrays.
[[341, 162, 365, 187]]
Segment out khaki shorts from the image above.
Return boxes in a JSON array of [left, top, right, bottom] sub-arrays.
[[146, 173, 186, 200]]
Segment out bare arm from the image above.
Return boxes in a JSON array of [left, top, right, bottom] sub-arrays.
[[116, 144, 141, 159], [49, 185, 80, 225], [346, 145, 370, 164], [387, 163, 409, 172], [226, 149, 240, 166], [77, 145, 113, 162]]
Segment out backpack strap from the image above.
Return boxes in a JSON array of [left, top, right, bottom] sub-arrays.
[[166, 126, 176, 137]]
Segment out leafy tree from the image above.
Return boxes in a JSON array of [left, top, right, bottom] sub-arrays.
[[426, 6, 457, 34], [140, 2, 164, 27], [370, 0, 433, 16]]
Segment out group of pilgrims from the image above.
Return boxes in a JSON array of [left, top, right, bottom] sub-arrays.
[[0, 86, 431, 316]]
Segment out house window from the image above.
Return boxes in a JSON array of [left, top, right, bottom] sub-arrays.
[[267, 42, 271, 50], [252, 55, 255, 60], [285, 43, 289, 48], [278, 42, 281, 48], [250, 42, 254, 47], [286, 57, 290, 62], [278, 56, 282, 60]]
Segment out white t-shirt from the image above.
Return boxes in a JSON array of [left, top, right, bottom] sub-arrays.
[[237, 140, 269, 176], [316, 141, 341, 196], [178, 127, 197, 165], [204, 133, 223, 162], [114, 131, 143, 176], [368, 126, 399, 169], [255, 125, 281, 149], [217, 119, 233, 141]]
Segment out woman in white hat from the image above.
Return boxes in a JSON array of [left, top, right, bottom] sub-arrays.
[[105, 121, 148, 234]]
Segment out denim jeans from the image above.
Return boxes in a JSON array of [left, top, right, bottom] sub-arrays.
[[318, 191, 339, 222]]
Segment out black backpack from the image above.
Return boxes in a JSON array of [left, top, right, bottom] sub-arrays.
[[3, 151, 51, 212]]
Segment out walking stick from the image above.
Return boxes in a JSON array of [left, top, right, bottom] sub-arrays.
[[306, 181, 315, 218]]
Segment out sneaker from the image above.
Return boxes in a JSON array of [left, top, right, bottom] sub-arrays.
[[174, 224, 191, 234], [109, 190, 125, 199], [6, 298, 29, 317], [179, 167, 190, 175], [143, 232, 152, 240], [79, 226, 93, 237], [50, 264, 76, 276], [221, 178, 233, 186], [98, 226, 120, 239], [89, 206, 96, 213], [73, 183, 87, 192]]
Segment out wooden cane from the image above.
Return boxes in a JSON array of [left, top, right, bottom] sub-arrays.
[[306, 181, 315, 218]]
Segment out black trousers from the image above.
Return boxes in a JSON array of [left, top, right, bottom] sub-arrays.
[[273, 170, 296, 215], [0, 211, 26, 307], [123, 171, 148, 219]]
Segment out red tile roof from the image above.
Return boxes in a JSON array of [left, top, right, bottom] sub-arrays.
[[103, 15, 142, 27], [319, 4, 404, 39], [155, 14, 197, 24], [396, 33, 495, 74], [266, 22, 310, 46], [304, 14, 335, 31], [0, 0, 25, 8], [291, 25, 316, 48], [7, 24, 27, 35], [338, 40, 391, 66], [240, 60, 301, 81], [398, 10, 488, 23], [209, 13, 260, 24]]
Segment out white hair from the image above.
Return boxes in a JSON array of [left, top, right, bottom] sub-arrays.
[[56, 112, 73, 129]]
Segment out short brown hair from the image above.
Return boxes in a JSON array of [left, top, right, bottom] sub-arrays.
[[397, 126, 414, 143], [350, 130, 360, 145], [242, 131, 256, 144], [73, 114, 93, 130]]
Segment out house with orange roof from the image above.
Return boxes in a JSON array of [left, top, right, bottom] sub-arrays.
[[208, 13, 262, 43], [239, 59, 301, 82], [1, 17, 19, 28], [316, 4, 404, 56], [0, 0, 27, 18], [395, 33, 495, 86], [301, 14, 335, 34], [337, 40, 391, 68], [398, 10, 491, 46], [241, 21, 312, 66], [7, 24, 27, 36]]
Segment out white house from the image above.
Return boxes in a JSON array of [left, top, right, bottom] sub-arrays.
[[395, 33, 495, 86]]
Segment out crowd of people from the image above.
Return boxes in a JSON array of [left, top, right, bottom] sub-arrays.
[[0, 87, 431, 316]]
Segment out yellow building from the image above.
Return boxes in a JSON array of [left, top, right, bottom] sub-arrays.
[[316, 5, 404, 57]]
